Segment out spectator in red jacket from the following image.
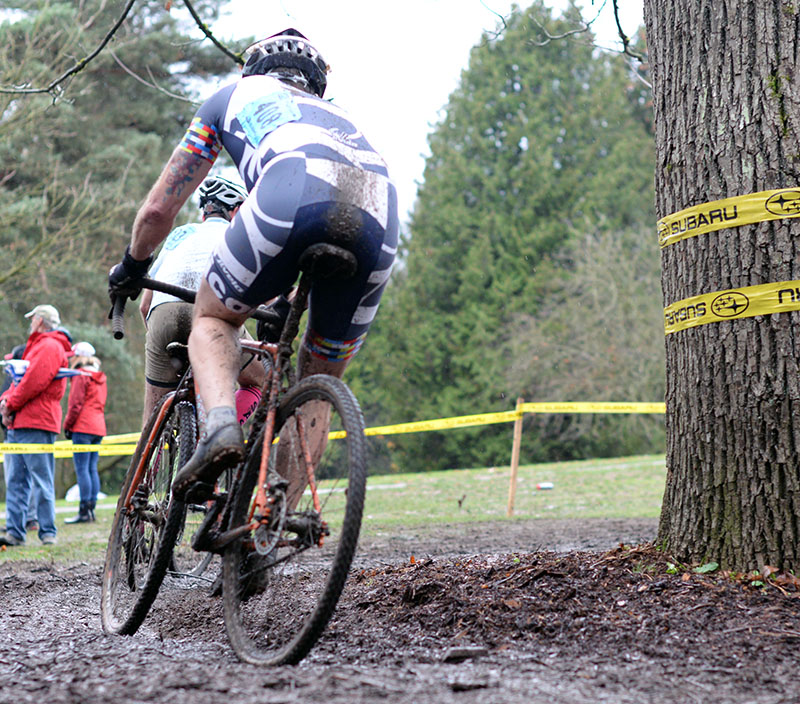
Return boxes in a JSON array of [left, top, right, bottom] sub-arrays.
[[0, 304, 71, 547], [63, 342, 107, 524]]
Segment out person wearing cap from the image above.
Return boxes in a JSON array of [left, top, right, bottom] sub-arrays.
[[63, 343, 107, 524], [0, 304, 72, 547]]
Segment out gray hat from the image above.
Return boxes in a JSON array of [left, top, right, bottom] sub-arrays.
[[24, 304, 61, 327]]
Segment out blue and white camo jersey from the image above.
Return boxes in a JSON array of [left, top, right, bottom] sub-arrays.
[[176, 74, 399, 362], [178, 75, 390, 188]]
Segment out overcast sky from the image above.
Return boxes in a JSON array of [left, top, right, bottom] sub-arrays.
[[198, 0, 645, 223]]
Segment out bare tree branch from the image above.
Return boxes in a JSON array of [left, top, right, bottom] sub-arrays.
[[81, 0, 111, 31], [626, 56, 652, 89], [527, 13, 591, 47], [108, 49, 195, 103], [492, 1, 645, 65], [525, 0, 606, 48], [479, 0, 509, 39], [611, 0, 645, 61], [0, 0, 138, 97], [182, 0, 243, 65], [0, 0, 243, 98]]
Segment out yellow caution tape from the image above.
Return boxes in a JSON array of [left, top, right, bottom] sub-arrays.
[[333, 404, 665, 438], [664, 279, 800, 334], [0, 404, 667, 461], [62, 445, 139, 457], [101, 433, 142, 444], [658, 188, 800, 248], [340, 410, 521, 439], [0, 443, 139, 457], [55, 432, 139, 446], [0, 444, 59, 453], [521, 401, 665, 414]]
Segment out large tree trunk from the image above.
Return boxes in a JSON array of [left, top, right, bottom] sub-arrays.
[[644, 0, 800, 570]]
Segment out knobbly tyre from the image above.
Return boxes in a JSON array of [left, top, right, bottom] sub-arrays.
[[101, 243, 368, 665]]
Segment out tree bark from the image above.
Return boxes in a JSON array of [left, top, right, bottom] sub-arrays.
[[645, 0, 800, 570]]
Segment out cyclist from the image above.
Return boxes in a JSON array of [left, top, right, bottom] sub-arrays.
[[109, 28, 399, 501], [137, 175, 267, 426]]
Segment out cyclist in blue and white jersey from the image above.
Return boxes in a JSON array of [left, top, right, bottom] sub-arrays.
[[109, 28, 399, 500]]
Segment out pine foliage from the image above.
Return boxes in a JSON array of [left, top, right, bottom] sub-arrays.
[[0, 1, 243, 483], [352, 2, 659, 471]]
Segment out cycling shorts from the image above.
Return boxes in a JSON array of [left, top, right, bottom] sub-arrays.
[[145, 302, 254, 386], [206, 151, 399, 363], [144, 302, 193, 387]]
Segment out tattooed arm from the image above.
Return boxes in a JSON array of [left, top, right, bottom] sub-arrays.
[[129, 148, 212, 260]]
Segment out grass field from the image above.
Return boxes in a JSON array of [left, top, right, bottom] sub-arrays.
[[0, 454, 666, 563]]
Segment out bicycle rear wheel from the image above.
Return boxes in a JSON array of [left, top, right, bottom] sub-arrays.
[[222, 374, 367, 665], [101, 395, 185, 634]]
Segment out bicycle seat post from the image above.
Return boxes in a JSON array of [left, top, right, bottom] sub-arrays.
[[276, 274, 312, 387]]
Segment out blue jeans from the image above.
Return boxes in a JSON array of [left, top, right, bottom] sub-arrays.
[[4, 428, 57, 542], [4, 463, 38, 519], [71, 432, 102, 503]]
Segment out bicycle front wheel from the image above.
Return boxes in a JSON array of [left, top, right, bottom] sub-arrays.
[[101, 395, 183, 634], [164, 400, 216, 579], [222, 374, 367, 665]]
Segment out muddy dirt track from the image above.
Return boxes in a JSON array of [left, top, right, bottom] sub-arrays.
[[1, 517, 799, 704]]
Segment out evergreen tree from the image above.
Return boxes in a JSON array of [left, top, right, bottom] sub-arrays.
[[353, 2, 656, 471], [0, 0, 243, 489]]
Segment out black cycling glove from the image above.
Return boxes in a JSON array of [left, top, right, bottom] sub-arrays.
[[108, 245, 153, 306], [256, 294, 292, 343]]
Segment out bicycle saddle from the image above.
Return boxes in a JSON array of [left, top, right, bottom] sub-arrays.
[[298, 243, 358, 280], [166, 341, 190, 373]]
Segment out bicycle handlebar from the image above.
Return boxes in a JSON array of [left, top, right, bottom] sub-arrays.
[[141, 277, 197, 304], [110, 277, 281, 340], [111, 297, 126, 340]]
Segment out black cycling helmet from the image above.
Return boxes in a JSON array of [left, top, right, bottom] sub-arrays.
[[242, 28, 328, 98], [198, 176, 248, 210]]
